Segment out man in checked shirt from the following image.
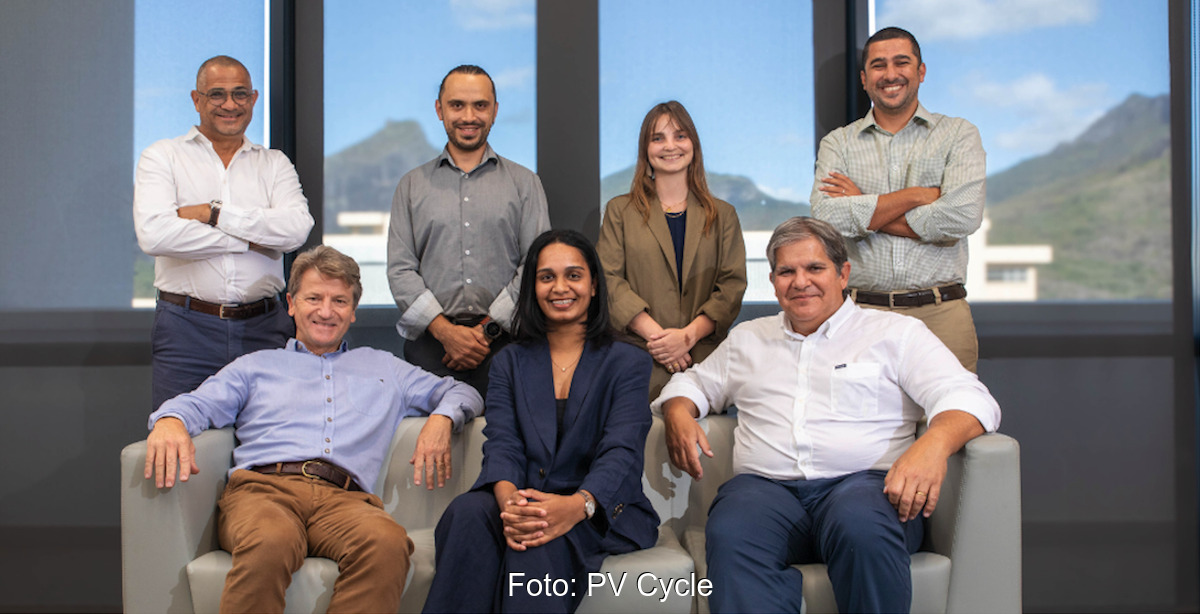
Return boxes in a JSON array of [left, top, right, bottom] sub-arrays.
[[812, 27, 985, 372]]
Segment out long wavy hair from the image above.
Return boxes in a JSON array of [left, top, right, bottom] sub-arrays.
[[627, 101, 719, 236], [511, 229, 615, 345]]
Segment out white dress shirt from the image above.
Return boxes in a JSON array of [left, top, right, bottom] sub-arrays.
[[652, 298, 1000, 480], [134, 127, 314, 304]]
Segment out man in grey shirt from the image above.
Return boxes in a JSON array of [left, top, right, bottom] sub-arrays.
[[388, 65, 550, 395]]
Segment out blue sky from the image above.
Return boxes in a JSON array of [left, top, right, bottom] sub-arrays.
[[136, 0, 1170, 203], [134, 0, 267, 165]]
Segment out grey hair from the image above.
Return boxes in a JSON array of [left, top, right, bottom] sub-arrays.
[[766, 216, 849, 272]]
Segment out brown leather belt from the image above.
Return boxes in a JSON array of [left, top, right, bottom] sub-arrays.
[[852, 283, 967, 308], [158, 291, 276, 320], [250, 460, 362, 491]]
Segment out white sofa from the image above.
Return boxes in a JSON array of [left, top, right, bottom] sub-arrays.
[[121, 415, 1020, 613]]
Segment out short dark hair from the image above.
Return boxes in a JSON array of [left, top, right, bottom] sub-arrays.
[[766, 217, 849, 273], [861, 27, 922, 71], [511, 229, 614, 345], [196, 55, 251, 90], [438, 64, 497, 101], [288, 245, 363, 308]]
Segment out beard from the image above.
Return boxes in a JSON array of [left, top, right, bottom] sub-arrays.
[[445, 121, 490, 153]]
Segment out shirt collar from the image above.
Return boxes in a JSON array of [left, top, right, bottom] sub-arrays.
[[858, 102, 934, 135], [776, 296, 857, 341], [185, 126, 260, 153], [287, 338, 349, 356], [437, 143, 499, 173]]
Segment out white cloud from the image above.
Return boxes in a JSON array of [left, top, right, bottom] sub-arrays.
[[493, 65, 535, 92], [450, 0, 535, 31], [965, 71, 1107, 154], [878, 0, 1098, 41]]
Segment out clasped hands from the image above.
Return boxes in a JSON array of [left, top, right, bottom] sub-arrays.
[[495, 482, 586, 551], [431, 316, 490, 371]]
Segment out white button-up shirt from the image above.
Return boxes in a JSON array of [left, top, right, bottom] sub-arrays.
[[134, 127, 314, 304], [653, 298, 1000, 480]]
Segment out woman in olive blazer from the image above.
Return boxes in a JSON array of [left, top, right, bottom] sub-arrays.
[[598, 101, 748, 398]]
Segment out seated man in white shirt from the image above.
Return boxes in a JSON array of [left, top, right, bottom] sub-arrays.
[[654, 216, 1001, 614]]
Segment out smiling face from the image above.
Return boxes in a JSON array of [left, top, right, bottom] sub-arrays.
[[861, 37, 925, 121], [534, 242, 596, 332], [770, 237, 850, 335], [435, 72, 497, 157], [287, 269, 357, 356], [646, 114, 695, 178], [192, 63, 257, 142]]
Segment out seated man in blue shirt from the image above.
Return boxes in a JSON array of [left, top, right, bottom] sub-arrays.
[[144, 245, 483, 613]]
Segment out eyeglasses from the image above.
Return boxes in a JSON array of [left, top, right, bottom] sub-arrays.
[[198, 88, 256, 106]]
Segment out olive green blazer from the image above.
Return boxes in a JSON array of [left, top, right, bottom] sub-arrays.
[[597, 192, 748, 396]]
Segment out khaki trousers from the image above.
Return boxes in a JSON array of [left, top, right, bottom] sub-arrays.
[[217, 470, 414, 614], [859, 298, 978, 373]]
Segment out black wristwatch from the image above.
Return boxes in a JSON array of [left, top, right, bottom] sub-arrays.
[[207, 200, 222, 227], [483, 319, 503, 342]]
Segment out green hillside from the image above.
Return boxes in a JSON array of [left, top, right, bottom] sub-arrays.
[[986, 93, 1171, 300]]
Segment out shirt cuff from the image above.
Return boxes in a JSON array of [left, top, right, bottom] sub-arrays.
[[927, 390, 1000, 433], [396, 290, 443, 340], [651, 375, 712, 420], [488, 289, 517, 333]]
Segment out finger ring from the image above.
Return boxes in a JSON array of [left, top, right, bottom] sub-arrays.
[[842, 188, 846, 194], [915, 491, 926, 497]]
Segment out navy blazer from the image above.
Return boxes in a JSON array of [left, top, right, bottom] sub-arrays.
[[473, 339, 659, 549]]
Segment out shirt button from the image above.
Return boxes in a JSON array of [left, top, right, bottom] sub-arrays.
[[326, 397, 332, 403], [324, 448, 331, 454], [464, 249, 470, 255], [325, 438, 331, 443], [466, 279, 472, 284], [327, 417, 333, 422], [325, 375, 330, 380], [464, 222, 470, 227], [464, 197, 470, 202]]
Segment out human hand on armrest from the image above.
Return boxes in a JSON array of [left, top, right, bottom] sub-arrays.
[[662, 397, 712, 481], [410, 414, 453, 489], [144, 416, 199, 489], [884, 409, 985, 522]]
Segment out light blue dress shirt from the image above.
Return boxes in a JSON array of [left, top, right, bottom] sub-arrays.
[[148, 338, 483, 493]]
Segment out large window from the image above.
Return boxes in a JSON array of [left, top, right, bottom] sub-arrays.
[[132, 0, 269, 307], [599, 0, 814, 302], [324, 0, 538, 306], [875, 0, 1171, 302]]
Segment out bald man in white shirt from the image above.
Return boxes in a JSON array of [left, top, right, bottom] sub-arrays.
[[134, 55, 314, 411], [654, 216, 1000, 614]]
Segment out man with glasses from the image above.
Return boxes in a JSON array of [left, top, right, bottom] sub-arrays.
[[134, 55, 314, 411], [388, 65, 550, 397], [811, 27, 985, 372]]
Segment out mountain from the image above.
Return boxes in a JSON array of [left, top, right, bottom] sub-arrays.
[[600, 166, 809, 231], [324, 120, 439, 228], [985, 93, 1171, 300]]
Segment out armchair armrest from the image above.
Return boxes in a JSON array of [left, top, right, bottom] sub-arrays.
[[928, 432, 1022, 614], [120, 427, 235, 614]]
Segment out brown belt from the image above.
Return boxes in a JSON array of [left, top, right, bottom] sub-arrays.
[[158, 291, 276, 320], [250, 460, 362, 491], [852, 283, 967, 308]]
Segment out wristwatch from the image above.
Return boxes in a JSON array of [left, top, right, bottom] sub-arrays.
[[482, 317, 503, 342], [207, 200, 222, 227], [578, 490, 596, 519]]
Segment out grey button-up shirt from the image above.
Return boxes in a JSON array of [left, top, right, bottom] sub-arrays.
[[387, 145, 550, 339], [811, 104, 986, 292]]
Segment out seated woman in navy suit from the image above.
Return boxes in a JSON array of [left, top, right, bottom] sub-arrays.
[[423, 229, 660, 613]]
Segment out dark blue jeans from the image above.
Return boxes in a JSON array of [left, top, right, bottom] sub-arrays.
[[151, 297, 293, 410], [706, 470, 923, 614]]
